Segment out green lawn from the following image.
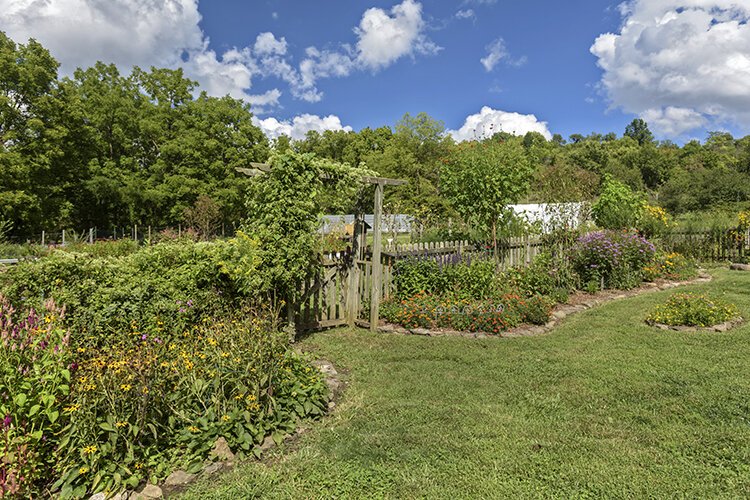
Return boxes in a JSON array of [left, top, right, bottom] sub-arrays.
[[182, 269, 750, 498]]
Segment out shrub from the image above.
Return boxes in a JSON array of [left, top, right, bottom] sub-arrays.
[[646, 292, 739, 327], [642, 252, 697, 281], [572, 230, 656, 289], [0, 238, 330, 497], [503, 252, 579, 302], [592, 176, 644, 230], [637, 204, 673, 239], [392, 255, 496, 300], [61, 239, 140, 258], [381, 293, 551, 334]]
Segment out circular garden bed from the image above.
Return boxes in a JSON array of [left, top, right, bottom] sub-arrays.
[[645, 292, 743, 332]]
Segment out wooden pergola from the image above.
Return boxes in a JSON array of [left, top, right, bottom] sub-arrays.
[[236, 163, 406, 332]]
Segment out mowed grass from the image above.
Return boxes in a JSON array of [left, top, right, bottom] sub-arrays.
[[182, 269, 750, 498]]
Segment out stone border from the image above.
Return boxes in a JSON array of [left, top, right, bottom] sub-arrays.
[[90, 360, 344, 500], [648, 317, 743, 333], [377, 272, 713, 339]]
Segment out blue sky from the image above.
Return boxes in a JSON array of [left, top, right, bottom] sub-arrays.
[[2, 1, 749, 142]]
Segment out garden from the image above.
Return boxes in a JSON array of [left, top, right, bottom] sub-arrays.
[[2, 30, 750, 498]]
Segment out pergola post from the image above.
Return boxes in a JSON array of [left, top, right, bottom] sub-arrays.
[[370, 181, 384, 332]]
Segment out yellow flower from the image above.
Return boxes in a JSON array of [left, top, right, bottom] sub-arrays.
[[221, 415, 231, 422], [142, 386, 149, 394], [134, 462, 143, 470], [79, 466, 89, 474], [120, 384, 132, 392], [77, 347, 86, 353], [82, 445, 97, 455], [64, 404, 80, 413]]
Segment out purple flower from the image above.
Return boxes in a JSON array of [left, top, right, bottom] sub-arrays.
[[2, 414, 10, 429], [141, 334, 148, 341]]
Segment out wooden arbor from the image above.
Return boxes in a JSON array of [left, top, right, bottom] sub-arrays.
[[236, 163, 406, 332]]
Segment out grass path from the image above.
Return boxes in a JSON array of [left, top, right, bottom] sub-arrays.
[[183, 269, 750, 498]]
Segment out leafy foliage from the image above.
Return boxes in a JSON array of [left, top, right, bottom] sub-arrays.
[[646, 292, 739, 327], [571, 230, 656, 289], [441, 139, 535, 255], [0, 239, 329, 497], [244, 151, 374, 308], [381, 293, 551, 333], [591, 176, 644, 230]]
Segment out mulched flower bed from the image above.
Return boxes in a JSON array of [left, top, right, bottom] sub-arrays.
[[377, 272, 713, 339]]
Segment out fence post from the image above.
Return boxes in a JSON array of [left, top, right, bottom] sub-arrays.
[[347, 215, 364, 327], [370, 182, 384, 332], [41, 231, 45, 246], [148, 226, 152, 243], [62, 230, 66, 246], [89, 228, 93, 244]]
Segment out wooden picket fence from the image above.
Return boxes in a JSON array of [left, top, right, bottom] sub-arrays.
[[295, 236, 554, 332], [658, 229, 750, 262]]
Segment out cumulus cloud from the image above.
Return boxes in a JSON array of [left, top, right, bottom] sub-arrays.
[[447, 106, 552, 142], [253, 32, 287, 57], [455, 9, 475, 20], [245, 89, 282, 114], [0, 0, 439, 129], [0, 0, 262, 102], [640, 106, 708, 137], [253, 114, 353, 141], [0, 0, 439, 106], [591, 0, 750, 137], [355, 0, 440, 70]]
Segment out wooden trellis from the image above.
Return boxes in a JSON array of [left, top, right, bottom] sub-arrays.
[[236, 163, 406, 333]]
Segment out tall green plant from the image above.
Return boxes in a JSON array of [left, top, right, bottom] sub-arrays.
[[441, 139, 534, 260], [591, 175, 644, 230]]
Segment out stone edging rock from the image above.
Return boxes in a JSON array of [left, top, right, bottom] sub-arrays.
[[648, 316, 743, 333], [89, 359, 344, 500], [377, 272, 713, 340]]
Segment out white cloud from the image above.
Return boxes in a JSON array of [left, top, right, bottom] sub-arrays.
[[455, 9, 475, 20], [0, 0, 203, 72], [253, 32, 287, 56], [480, 38, 509, 71], [355, 0, 440, 70], [480, 38, 525, 72], [640, 106, 708, 137], [591, 0, 750, 137], [448, 106, 552, 141], [0, 0, 263, 102], [253, 114, 353, 141], [245, 89, 282, 114], [0, 0, 440, 108]]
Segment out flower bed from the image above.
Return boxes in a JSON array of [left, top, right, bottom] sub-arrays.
[[381, 293, 551, 335], [0, 239, 330, 498], [646, 292, 740, 328]]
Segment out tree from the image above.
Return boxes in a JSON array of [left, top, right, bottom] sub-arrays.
[[624, 118, 653, 145], [441, 138, 534, 259]]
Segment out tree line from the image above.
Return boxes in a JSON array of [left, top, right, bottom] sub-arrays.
[[3, 32, 750, 239]]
